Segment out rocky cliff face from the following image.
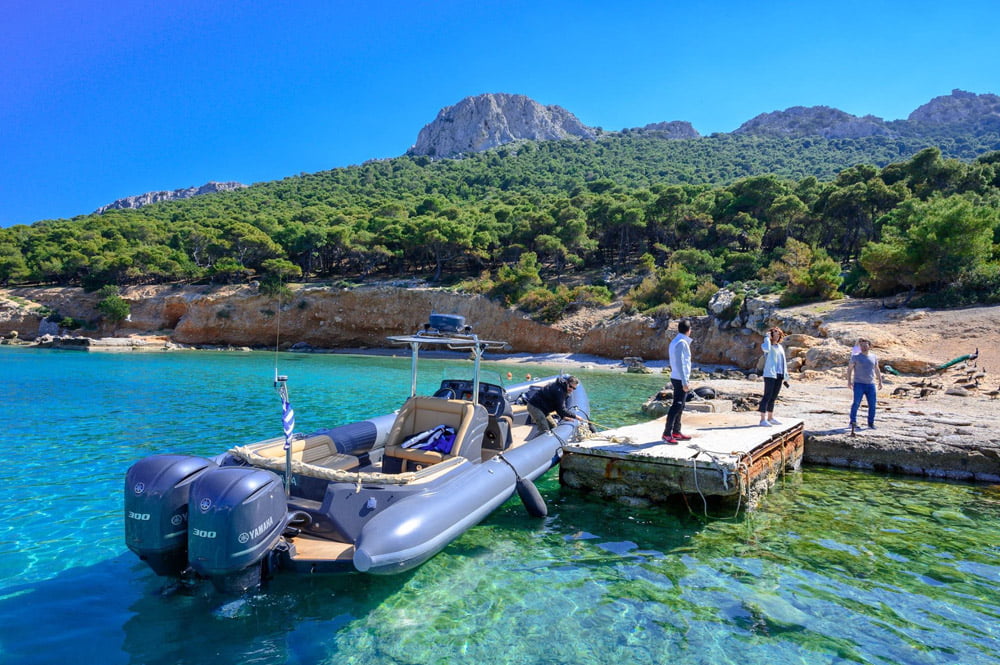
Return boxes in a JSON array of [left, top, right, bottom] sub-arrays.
[[905, 89, 1000, 128], [733, 106, 893, 139], [95, 181, 247, 214], [732, 90, 1000, 140], [0, 284, 946, 378], [407, 93, 597, 158], [0, 284, 720, 362], [634, 121, 700, 139]]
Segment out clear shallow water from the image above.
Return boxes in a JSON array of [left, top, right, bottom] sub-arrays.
[[1, 346, 998, 665]]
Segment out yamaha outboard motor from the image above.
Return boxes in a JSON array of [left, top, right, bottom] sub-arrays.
[[187, 466, 287, 594], [124, 454, 217, 577]]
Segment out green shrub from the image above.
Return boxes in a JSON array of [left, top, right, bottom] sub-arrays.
[[489, 253, 542, 305], [720, 291, 745, 321], [518, 287, 565, 323], [96, 286, 131, 323], [570, 284, 614, 307], [624, 263, 697, 313], [689, 279, 720, 309], [911, 262, 1000, 307], [646, 301, 704, 326], [667, 301, 705, 318]]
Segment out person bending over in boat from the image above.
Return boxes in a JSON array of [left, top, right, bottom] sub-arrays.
[[525, 375, 580, 436]]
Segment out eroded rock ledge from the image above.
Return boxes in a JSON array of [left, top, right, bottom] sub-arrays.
[[0, 285, 944, 375], [3, 284, 998, 483]]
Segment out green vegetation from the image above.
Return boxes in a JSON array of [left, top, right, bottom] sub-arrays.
[[3, 132, 1000, 320], [95, 285, 131, 323]]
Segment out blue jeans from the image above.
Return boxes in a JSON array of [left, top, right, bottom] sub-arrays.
[[850, 382, 877, 426]]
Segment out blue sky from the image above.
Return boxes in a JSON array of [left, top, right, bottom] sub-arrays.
[[2, 0, 998, 227]]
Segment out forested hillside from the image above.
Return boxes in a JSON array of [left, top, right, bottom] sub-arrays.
[[2, 131, 999, 323]]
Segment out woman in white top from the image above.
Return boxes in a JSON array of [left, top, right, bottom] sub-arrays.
[[758, 327, 788, 426]]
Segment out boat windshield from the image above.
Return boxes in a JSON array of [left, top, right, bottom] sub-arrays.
[[386, 331, 509, 401]]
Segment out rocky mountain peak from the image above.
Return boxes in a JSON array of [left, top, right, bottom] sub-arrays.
[[733, 105, 892, 139], [907, 89, 1000, 126], [95, 181, 247, 214], [634, 121, 700, 139], [407, 93, 596, 158]]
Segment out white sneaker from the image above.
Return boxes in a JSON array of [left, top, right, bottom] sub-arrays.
[[759, 421, 772, 427], [768, 419, 782, 425]]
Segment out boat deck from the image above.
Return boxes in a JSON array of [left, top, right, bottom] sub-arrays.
[[282, 415, 542, 570], [285, 534, 356, 573], [560, 412, 803, 508]]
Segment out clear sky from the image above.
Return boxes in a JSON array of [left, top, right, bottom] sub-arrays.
[[2, 0, 998, 227]]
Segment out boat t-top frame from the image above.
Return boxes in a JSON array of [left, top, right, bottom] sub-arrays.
[[387, 316, 509, 403]]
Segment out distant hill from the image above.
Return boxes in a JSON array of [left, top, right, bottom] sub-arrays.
[[88, 90, 1000, 219]]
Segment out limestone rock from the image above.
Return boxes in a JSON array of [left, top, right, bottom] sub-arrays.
[[906, 89, 1000, 128], [95, 181, 247, 214], [624, 357, 652, 373], [742, 295, 780, 332], [804, 339, 851, 372], [407, 93, 596, 158], [734, 105, 893, 139], [708, 288, 737, 317], [634, 121, 700, 139]]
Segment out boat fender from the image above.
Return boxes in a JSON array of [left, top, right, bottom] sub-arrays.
[[516, 477, 548, 518]]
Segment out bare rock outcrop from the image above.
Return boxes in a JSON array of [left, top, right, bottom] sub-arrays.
[[733, 105, 893, 139], [407, 93, 596, 158], [635, 121, 700, 139], [906, 89, 1000, 127], [0, 285, 990, 386], [95, 181, 247, 214]]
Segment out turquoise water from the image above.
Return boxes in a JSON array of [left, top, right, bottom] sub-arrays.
[[1, 347, 998, 665]]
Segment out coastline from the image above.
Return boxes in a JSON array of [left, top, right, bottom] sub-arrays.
[[7, 292, 1000, 485]]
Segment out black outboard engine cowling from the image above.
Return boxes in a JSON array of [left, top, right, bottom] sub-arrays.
[[124, 454, 217, 577], [187, 466, 287, 594]]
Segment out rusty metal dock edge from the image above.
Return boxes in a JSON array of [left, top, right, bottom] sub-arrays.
[[559, 423, 805, 509]]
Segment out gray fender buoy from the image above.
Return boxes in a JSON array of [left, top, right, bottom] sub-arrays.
[[516, 477, 547, 518]]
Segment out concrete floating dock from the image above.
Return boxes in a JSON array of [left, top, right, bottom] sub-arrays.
[[560, 413, 804, 509]]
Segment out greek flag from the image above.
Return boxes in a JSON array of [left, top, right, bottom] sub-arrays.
[[282, 399, 295, 450]]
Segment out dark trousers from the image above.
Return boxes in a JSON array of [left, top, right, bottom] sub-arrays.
[[759, 375, 784, 413], [663, 378, 688, 436]]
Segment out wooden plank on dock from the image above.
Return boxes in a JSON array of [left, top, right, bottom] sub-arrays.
[[560, 413, 804, 508]]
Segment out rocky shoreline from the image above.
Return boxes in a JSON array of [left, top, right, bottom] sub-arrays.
[[3, 284, 999, 484]]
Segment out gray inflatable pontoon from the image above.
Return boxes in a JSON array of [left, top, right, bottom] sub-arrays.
[[124, 315, 591, 593]]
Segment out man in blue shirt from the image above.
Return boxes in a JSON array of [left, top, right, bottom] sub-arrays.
[[662, 319, 693, 444]]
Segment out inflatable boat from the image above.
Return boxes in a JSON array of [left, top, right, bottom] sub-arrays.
[[124, 314, 591, 593]]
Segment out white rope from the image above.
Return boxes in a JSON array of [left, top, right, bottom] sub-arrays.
[[690, 456, 708, 517]]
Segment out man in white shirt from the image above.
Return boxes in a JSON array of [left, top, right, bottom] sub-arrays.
[[661, 319, 693, 444]]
